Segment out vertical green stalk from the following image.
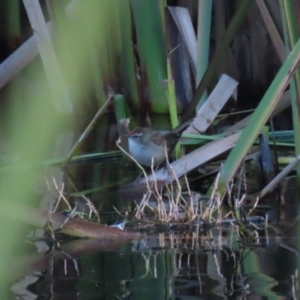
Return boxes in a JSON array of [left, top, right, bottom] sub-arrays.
[[279, 0, 300, 178], [114, 95, 128, 122], [130, 0, 168, 113], [166, 55, 181, 158], [114, 94, 135, 126], [89, 43, 106, 106], [106, 0, 122, 75], [196, 0, 212, 108], [166, 57, 178, 128], [119, 0, 139, 107]]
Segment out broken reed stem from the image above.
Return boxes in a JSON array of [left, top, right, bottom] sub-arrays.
[[203, 172, 221, 221], [150, 158, 168, 221], [119, 136, 258, 225], [125, 140, 199, 222], [52, 178, 71, 212], [51, 175, 100, 222], [81, 195, 100, 222]]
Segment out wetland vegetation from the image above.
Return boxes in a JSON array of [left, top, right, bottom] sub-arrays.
[[0, 0, 300, 298]]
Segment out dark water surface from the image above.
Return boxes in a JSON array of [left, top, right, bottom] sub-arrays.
[[9, 158, 300, 300], [6, 118, 300, 300]]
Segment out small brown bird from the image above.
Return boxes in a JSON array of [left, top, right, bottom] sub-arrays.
[[119, 118, 192, 167]]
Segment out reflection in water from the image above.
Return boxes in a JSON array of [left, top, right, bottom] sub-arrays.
[[11, 218, 300, 299], [7, 119, 300, 299]]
